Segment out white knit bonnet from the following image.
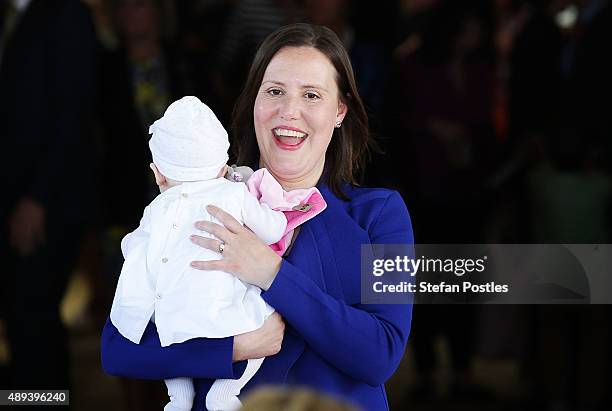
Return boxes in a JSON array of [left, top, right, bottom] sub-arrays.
[[148, 96, 229, 181]]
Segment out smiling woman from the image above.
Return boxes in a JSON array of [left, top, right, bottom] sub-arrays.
[[253, 46, 346, 189], [232, 23, 372, 198], [101, 23, 414, 411]]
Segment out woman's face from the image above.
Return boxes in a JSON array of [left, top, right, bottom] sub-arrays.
[[254, 46, 347, 188]]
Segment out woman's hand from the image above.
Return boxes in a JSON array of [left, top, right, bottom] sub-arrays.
[[232, 312, 285, 362], [190, 205, 282, 289]]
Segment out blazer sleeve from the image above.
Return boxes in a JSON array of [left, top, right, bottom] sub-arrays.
[[262, 191, 413, 387], [101, 318, 247, 380]]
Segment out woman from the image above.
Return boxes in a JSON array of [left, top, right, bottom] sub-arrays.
[[101, 23, 414, 411]]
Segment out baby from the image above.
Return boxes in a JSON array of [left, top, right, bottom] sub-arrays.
[[110, 96, 307, 411]]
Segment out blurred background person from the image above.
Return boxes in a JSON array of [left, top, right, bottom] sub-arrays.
[[522, 1, 612, 410], [0, 0, 98, 398], [96, 0, 193, 235], [386, 1, 498, 401]]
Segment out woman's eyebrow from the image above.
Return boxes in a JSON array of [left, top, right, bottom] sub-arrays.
[[261, 80, 285, 86], [261, 80, 328, 92], [302, 84, 328, 92]]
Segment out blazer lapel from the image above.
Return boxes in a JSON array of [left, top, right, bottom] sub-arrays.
[[317, 185, 371, 303]]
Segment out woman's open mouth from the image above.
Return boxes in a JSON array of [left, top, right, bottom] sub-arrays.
[[272, 127, 308, 151]]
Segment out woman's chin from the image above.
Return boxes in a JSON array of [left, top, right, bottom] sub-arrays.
[[266, 161, 308, 179]]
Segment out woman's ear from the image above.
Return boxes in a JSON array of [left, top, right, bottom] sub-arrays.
[[149, 163, 167, 187], [336, 100, 348, 125]]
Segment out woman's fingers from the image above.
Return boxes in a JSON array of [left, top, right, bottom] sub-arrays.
[[190, 235, 232, 271], [232, 312, 285, 361], [190, 259, 225, 271], [193, 205, 282, 288], [206, 205, 244, 234], [189, 235, 221, 252], [195, 221, 232, 243]]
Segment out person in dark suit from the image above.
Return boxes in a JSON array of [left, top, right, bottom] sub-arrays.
[[0, 0, 97, 392]]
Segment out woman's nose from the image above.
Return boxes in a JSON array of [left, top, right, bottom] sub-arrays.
[[279, 96, 301, 120]]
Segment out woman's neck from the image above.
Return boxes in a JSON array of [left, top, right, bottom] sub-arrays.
[[261, 160, 324, 191], [277, 175, 321, 191]]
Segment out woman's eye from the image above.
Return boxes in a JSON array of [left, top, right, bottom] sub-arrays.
[[305, 92, 320, 100], [267, 89, 283, 96]]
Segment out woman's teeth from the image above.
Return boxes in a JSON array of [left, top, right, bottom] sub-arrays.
[[273, 128, 307, 138], [273, 128, 307, 147]]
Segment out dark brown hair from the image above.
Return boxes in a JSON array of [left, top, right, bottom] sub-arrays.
[[231, 23, 374, 200]]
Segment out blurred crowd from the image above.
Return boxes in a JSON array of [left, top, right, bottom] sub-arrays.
[[0, 0, 611, 410]]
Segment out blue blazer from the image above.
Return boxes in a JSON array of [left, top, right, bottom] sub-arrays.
[[101, 184, 414, 411]]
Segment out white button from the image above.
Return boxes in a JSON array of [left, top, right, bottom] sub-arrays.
[[156, 293, 162, 300], [161, 257, 168, 263], [181, 193, 188, 198], [172, 223, 179, 229]]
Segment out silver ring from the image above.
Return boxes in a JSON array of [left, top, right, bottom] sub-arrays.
[[218, 241, 225, 254]]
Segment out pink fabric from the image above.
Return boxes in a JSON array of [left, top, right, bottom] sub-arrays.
[[247, 169, 327, 255]]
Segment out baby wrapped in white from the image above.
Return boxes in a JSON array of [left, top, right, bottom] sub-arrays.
[[110, 96, 286, 411]]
